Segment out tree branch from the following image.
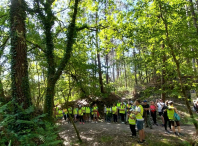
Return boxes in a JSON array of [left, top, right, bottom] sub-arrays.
[[53, 0, 79, 83], [26, 40, 46, 53], [0, 14, 8, 19], [0, 37, 9, 50], [54, 0, 71, 14]]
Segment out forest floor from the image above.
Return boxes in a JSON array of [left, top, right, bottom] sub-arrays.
[[58, 118, 197, 146]]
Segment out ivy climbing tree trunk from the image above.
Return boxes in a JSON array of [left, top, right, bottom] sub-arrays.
[[32, 0, 80, 121], [10, 0, 32, 109], [0, 66, 5, 103]]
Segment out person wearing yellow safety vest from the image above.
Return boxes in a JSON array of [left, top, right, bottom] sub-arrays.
[[132, 99, 145, 144], [91, 105, 94, 122], [78, 106, 84, 124], [73, 105, 78, 122], [85, 104, 91, 122], [112, 103, 118, 123], [119, 102, 126, 123], [117, 100, 121, 120], [106, 106, 112, 122], [126, 102, 132, 124], [81, 105, 86, 122], [68, 106, 73, 123], [62, 108, 68, 121], [167, 101, 181, 136], [93, 104, 98, 123], [56, 106, 63, 121], [128, 109, 136, 137]]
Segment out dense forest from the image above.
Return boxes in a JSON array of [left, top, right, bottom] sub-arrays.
[[0, 0, 198, 145]]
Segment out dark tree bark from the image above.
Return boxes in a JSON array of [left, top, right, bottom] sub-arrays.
[[10, 0, 32, 109], [0, 66, 5, 103], [106, 54, 109, 84], [133, 49, 138, 85], [161, 44, 166, 102], [112, 49, 115, 82], [189, 0, 198, 34]]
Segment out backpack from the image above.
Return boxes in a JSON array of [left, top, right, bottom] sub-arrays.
[[174, 112, 180, 121]]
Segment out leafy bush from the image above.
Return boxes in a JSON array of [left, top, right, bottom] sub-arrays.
[[0, 101, 63, 146]]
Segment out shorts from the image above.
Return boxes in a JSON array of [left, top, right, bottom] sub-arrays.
[[93, 113, 97, 117], [137, 121, 144, 131], [170, 121, 180, 126], [158, 112, 163, 116]]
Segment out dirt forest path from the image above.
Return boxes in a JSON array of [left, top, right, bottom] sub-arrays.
[[58, 121, 196, 146]]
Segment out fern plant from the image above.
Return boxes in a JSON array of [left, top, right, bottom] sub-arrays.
[[0, 101, 63, 146]]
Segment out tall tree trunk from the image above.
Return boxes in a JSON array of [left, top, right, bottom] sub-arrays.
[[189, 0, 198, 34], [36, 62, 41, 108], [161, 44, 166, 102], [133, 49, 138, 85], [0, 66, 5, 103], [159, 1, 198, 135], [43, 20, 56, 121], [96, 8, 104, 93], [10, 0, 32, 134], [123, 53, 127, 87], [112, 49, 115, 82], [106, 54, 109, 84], [10, 0, 32, 109]]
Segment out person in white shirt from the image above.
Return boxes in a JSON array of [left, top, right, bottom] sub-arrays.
[[157, 99, 165, 126]]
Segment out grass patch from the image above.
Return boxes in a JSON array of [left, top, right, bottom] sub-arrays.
[[100, 136, 113, 143]]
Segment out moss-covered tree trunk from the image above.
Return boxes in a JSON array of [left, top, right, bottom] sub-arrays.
[[10, 0, 31, 109], [33, 0, 79, 121], [43, 21, 56, 121], [0, 65, 5, 103]]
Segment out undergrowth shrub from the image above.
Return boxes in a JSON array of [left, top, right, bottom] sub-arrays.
[[0, 101, 63, 146]]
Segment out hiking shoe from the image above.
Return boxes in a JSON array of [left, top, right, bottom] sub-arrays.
[[167, 130, 170, 133], [155, 123, 158, 126], [137, 140, 144, 143], [150, 127, 153, 129], [80, 122, 82, 124], [178, 133, 183, 136], [174, 132, 178, 136], [143, 140, 145, 142], [83, 122, 85, 124], [96, 121, 97, 123]]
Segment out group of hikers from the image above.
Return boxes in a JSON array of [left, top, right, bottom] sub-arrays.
[[54, 103, 100, 124], [54, 98, 188, 143]]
